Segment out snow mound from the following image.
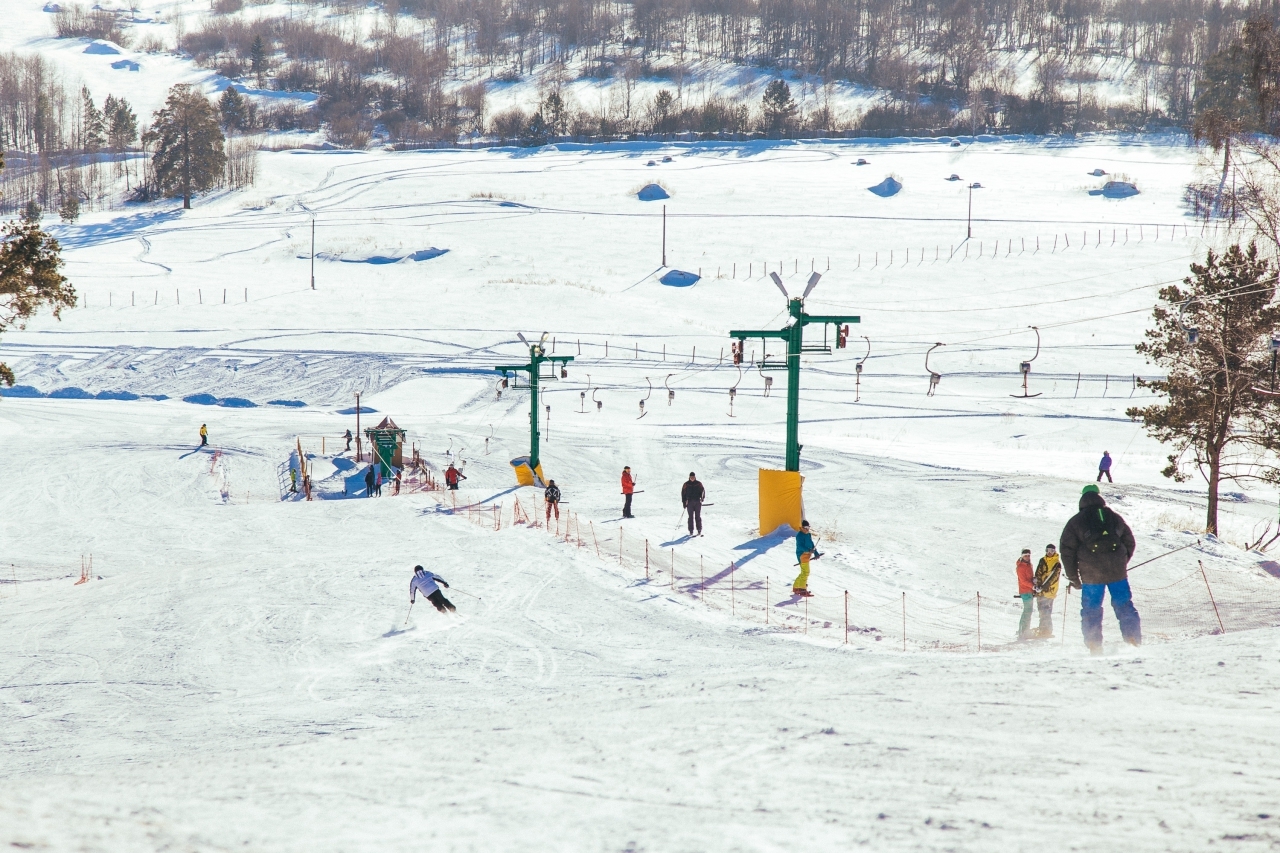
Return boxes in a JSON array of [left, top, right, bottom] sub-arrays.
[[867, 176, 902, 197], [1090, 181, 1138, 198], [637, 183, 670, 201], [309, 248, 448, 264], [83, 41, 121, 55], [659, 269, 700, 287], [111, 59, 141, 71]]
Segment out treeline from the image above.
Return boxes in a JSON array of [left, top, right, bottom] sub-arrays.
[[159, 0, 1280, 145], [0, 51, 257, 217]]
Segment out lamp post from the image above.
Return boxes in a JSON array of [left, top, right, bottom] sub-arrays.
[[967, 182, 982, 239]]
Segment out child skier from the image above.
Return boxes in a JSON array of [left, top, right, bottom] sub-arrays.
[[344, 429, 353, 452], [199, 424, 208, 446], [1016, 548, 1035, 640], [409, 565, 456, 613], [1034, 544, 1061, 638], [544, 479, 561, 522], [793, 520, 819, 597]]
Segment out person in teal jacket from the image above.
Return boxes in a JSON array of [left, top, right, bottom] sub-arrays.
[[793, 520, 819, 597]]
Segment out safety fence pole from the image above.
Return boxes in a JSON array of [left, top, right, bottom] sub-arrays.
[[1198, 560, 1226, 634], [976, 591, 981, 652], [590, 522, 601, 557]]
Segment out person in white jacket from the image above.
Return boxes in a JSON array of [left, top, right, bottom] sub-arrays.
[[410, 565, 456, 613]]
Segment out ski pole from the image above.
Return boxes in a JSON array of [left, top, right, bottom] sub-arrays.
[[674, 507, 686, 532], [1127, 540, 1201, 572], [449, 587, 482, 600], [403, 600, 415, 626]]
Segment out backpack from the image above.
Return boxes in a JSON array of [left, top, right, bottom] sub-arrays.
[[1083, 507, 1121, 554]]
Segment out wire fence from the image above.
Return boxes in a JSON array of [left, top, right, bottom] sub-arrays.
[[435, 488, 1280, 651]]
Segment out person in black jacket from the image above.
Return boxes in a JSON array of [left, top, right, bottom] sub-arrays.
[[1059, 484, 1140, 653], [681, 472, 705, 536], [544, 479, 561, 523]]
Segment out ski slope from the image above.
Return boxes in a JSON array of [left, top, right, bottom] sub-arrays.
[[5, 135, 1280, 851]]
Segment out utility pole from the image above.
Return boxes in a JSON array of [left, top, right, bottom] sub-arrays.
[[730, 273, 860, 471], [967, 183, 975, 239], [662, 204, 667, 267], [495, 333, 574, 476], [310, 216, 316, 290]]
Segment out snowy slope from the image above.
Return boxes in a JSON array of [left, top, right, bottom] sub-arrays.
[[5, 132, 1280, 851]]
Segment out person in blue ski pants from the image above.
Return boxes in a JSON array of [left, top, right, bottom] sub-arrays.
[[1059, 484, 1140, 653]]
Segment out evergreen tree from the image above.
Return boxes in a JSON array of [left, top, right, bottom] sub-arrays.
[[250, 35, 268, 87], [522, 111, 551, 147], [762, 79, 797, 132], [542, 91, 567, 135], [59, 191, 80, 223], [651, 89, 675, 133], [143, 84, 227, 209], [219, 86, 248, 131], [81, 86, 105, 151], [1128, 243, 1280, 535], [0, 211, 75, 387], [21, 200, 41, 224], [106, 95, 138, 150]]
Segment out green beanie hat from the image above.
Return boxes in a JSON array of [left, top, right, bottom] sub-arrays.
[[1081, 484, 1100, 496]]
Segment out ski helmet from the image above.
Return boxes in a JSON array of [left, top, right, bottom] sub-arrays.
[[413, 565, 425, 573], [1081, 484, 1100, 496]]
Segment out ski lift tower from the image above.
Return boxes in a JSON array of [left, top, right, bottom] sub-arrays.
[[729, 272, 860, 533], [495, 332, 574, 486]]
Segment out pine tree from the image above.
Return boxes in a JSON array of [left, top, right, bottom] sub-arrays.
[[21, 200, 41, 223], [0, 204, 75, 387], [762, 79, 797, 132], [250, 35, 268, 88], [143, 84, 227, 209], [219, 86, 247, 131], [542, 91, 567, 135], [59, 190, 80, 223], [1128, 243, 1280, 534], [81, 86, 105, 151], [106, 95, 138, 150]]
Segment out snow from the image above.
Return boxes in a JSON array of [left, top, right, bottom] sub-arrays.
[[4, 3, 1280, 843]]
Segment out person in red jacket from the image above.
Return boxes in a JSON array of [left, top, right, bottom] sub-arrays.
[[1016, 548, 1035, 640], [445, 463, 465, 490], [621, 466, 636, 518]]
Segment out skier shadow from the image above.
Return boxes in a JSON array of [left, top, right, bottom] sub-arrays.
[[730, 530, 793, 568], [381, 625, 416, 638], [419, 485, 522, 515], [178, 447, 211, 460]]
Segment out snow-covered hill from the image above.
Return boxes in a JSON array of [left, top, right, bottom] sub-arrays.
[[3, 33, 1280, 846]]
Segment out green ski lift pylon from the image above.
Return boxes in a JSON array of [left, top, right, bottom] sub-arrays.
[[729, 272, 861, 472], [495, 332, 574, 484]]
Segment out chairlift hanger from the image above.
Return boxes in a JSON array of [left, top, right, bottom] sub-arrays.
[[665, 373, 675, 406], [1178, 299, 1201, 345], [925, 342, 944, 396], [593, 387, 602, 411], [728, 364, 743, 417], [579, 374, 591, 413], [639, 377, 652, 419], [1011, 326, 1042, 398], [855, 336, 870, 402]]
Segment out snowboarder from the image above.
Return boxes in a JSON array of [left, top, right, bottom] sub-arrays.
[[363, 465, 375, 498], [1016, 549, 1035, 640], [199, 424, 208, 446], [1059, 484, 1140, 653], [445, 463, 465, 490], [1034, 544, 1061, 638], [344, 429, 353, 452], [1097, 450, 1113, 483], [289, 466, 298, 494], [681, 472, 705, 536], [410, 565, 456, 613], [621, 466, 636, 518], [544, 479, 561, 523], [793, 520, 818, 597]]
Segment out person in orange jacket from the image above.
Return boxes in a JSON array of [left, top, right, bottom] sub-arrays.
[[1016, 548, 1035, 640], [621, 466, 636, 518]]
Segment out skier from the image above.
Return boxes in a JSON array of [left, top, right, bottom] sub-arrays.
[[393, 469, 402, 495], [199, 424, 208, 447], [445, 463, 465, 490], [409, 565, 456, 613], [1034, 543, 1061, 638], [1097, 451, 1113, 483], [1059, 484, 1140, 653], [681, 472, 705, 537], [289, 466, 298, 494], [793, 520, 818, 597], [374, 466, 383, 497], [363, 465, 375, 498], [544, 479, 561, 523], [621, 466, 636, 518], [344, 429, 353, 452], [1016, 549, 1035, 640]]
